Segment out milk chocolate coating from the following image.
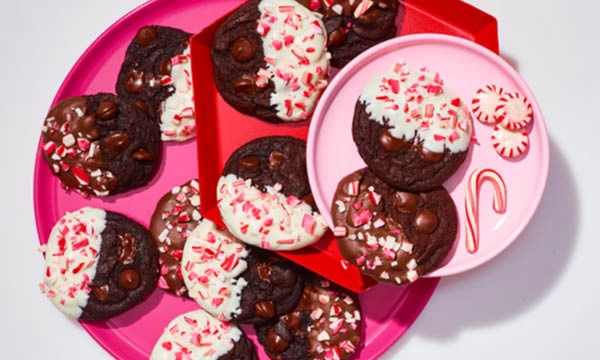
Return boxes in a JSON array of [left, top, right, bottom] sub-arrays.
[[255, 278, 362, 360], [332, 168, 457, 285], [150, 180, 202, 297], [40, 93, 161, 197]]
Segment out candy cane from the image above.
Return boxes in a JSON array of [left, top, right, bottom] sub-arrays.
[[465, 168, 507, 253]]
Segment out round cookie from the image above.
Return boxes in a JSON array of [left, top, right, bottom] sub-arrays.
[[255, 278, 362, 360], [150, 179, 202, 296], [116, 25, 195, 141], [299, 0, 402, 68], [217, 136, 327, 251], [331, 168, 457, 284], [211, 0, 330, 123], [150, 309, 257, 360], [40, 94, 161, 197], [353, 60, 473, 192], [40, 207, 159, 320], [182, 219, 305, 324]]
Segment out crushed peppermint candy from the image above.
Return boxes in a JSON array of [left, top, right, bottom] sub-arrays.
[[151, 179, 202, 296], [40, 207, 106, 319], [181, 219, 249, 321], [360, 60, 473, 153], [149, 309, 243, 360], [217, 174, 328, 250], [256, 0, 330, 121], [159, 45, 197, 141]]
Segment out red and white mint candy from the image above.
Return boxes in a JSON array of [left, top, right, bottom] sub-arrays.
[[150, 309, 243, 360], [181, 219, 249, 321], [494, 91, 533, 130], [471, 84, 505, 124], [491, 125, 529, 158]]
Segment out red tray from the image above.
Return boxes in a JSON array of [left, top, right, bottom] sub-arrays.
[[193, 0, 498, 292]]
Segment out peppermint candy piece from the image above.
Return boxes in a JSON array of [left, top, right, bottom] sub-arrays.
[[491, 125, 529, 158], [494, 91, 533, 130], [471, 84, 505, 124]]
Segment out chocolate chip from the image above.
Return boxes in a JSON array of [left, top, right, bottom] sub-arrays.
[[135, 100, 148, 114], [394, 192, 418, 213], [327, 28, 346, 47], [379, 129, 406, 152], [256, 263, 272, 282], [96, 101, 118, 120], [274, 321, 293, 341], [282, 313, 301, 330], [413, 210, 439, 233], [230, 38, 256, 62], [131, 148, 153, 161], [103, 131, 129, 153], [136, 26, 157, 47], [419, 146, 444, 163], [160, 57, 172, 76], [239, 156, 260, 168], [358, 7, 381, 23], [254, 300, 276, 318], [267, 327, 289, 352], [267, 150, 285, 170], [117, 233, 137, 265], [93, 284, 109, 302], [124, 69, 145, 94], [120, 269, 141, 290], [233, 74, 261, 94]]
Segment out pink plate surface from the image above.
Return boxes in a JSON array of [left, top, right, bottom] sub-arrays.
[[307, 34, 550, 278], [32, 0, 439, 359]]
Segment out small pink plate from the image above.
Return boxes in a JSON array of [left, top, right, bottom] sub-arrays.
[[307, 34, 550, 277]]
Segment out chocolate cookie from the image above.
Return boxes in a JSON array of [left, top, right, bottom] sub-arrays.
[[299, 0, 402, 68], [40, 207, 159, 320], [211, 0, 330, 123], [331, 168, 457, 284], [150, 179, 202, 296], [217, 136, 327, 250], [182, 219, 305, 324], [40, 94, 160, 197], [116, 25, 196, 141], [353, 60, 473, 192], [150, 309, 257, 360], [255, 278, 362, 360]]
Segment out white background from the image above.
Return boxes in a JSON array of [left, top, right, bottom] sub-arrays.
[[1, 0, 598, 358]]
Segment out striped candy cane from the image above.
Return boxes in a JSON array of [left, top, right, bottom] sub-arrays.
[[465, 168, 507, 253]]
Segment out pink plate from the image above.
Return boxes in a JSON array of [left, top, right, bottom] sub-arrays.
[[307, 34, 550, 277], [32, 0, 438, 359]]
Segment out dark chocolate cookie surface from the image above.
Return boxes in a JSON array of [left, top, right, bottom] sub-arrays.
[[41, 207, 159, 320], [299, 0, 402, 68], [150, 179, 202, 297], [217, 136, 327, 250], [116, 25, 195, 141], [352, 61, 473, 192], [331, 168, 457, 284], [182, 219, 304, 324], [150, 309, 258, 360], [255, 278, 362, 360], [40, 94, 160, 197], [222, 136, 312, 202], [211, 0, 330, 123]]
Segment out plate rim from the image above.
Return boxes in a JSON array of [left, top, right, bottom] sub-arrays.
[[306, 33, 550, 278]]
